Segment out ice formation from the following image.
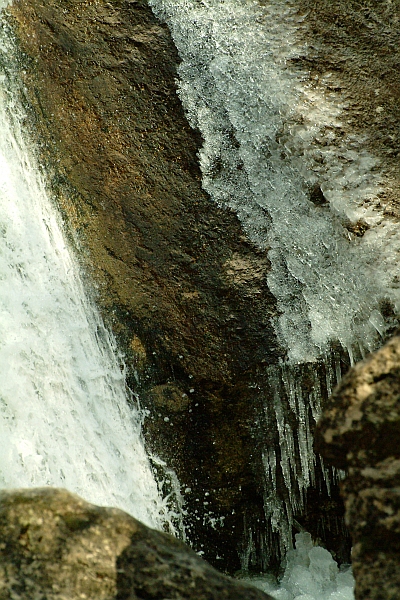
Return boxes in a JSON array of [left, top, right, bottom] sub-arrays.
[[149, 0, 399, 572], [247, 533, 354, 600], [149, 0, 400, 363]]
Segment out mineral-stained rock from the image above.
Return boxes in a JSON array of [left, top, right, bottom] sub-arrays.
[[2, 0, 282, 571], [0, 487, 273, 600], [315, 335, 400, 599]]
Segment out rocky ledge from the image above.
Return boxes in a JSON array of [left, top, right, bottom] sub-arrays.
[[0, 487, 273, 600], [316, 335, 400, 599]]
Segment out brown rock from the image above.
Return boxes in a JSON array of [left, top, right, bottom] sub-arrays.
[[293, 0, 400, 212], [315, 335, 400, 470], [0, 487, 273, 600], [3, 0, 282, 571], [316, 335, 400, 599]]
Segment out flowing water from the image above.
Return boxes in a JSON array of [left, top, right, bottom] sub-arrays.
[[0, 7, 177, 533]]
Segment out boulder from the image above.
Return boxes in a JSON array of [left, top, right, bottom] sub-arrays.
[[315, 335, 400, 599], [0, 487, 273, 600]]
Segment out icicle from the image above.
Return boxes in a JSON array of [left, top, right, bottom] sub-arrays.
[[149, 0, 398, 574]]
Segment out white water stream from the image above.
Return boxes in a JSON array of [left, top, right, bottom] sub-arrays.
[[0, 10, 173, 532]]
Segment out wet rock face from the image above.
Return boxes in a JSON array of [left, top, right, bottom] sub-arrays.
[[4, 0, 355, 573], [315, 335, 400, 599], [4, 0, 283, 572], [0, 487, 273, 600]]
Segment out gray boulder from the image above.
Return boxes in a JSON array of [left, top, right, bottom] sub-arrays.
[[315, 335, 400, 599], [0, 487, 273, 600]]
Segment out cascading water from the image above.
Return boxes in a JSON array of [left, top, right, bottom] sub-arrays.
[[0, 5, 178, 534], [149, 0, 400, 596], [0, 0, 394, 595]]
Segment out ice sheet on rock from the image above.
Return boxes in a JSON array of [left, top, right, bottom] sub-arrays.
[[149, 0, 400, 363], [149, 0, 399, 574]]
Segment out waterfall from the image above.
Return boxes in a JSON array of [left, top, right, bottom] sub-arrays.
[[149, 0, 399, 583], [0, 0, 393, 596], [0, 7, 176, 533]]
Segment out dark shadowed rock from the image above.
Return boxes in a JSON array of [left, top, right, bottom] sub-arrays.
[[0, 487, 273, 600], [315, 335, 400, 599]]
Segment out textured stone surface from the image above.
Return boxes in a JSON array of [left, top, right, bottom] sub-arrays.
[[316, 335, 400, 599], [3, 0, 388, 572], [3, 0, 282, 572], [3, 0, 348, 573], [315, 335, 400, 469], [293, 0, 400, 214], [0, 487, 273, 600]]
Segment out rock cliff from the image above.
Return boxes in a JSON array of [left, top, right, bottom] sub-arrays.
[[297, 0, 400, 199]]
